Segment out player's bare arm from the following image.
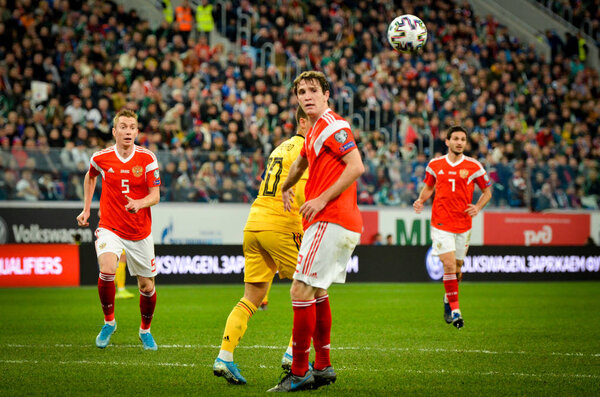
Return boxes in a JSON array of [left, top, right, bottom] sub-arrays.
[[300, 149, 364, 222], [413, 184, 435, 214], [124, 186, 160, 214], [281, 155, 309, 212], [465, 185, 492, 217], [77, 171, 98, 227]]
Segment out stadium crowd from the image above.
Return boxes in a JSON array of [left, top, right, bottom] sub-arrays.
[[0, 0, 599, 211], [536, 0, 600, 44]]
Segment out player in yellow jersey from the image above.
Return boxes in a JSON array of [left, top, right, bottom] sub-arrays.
[[115, 250, 135, 299], [213, 107, 310, 385]]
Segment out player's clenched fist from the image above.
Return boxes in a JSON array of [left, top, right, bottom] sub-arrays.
[[413, 199, 424, 214], [76, 210, 90, 227]]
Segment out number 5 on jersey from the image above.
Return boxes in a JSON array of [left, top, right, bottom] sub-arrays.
[[122, 179, 129, 194]]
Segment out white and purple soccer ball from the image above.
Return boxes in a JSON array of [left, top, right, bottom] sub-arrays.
[[387, 14, 428, 53]]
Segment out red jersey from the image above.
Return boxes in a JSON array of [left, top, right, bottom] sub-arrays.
[[423, 154, 492, 233], [300, 108, 362, 233], [89, 145, 161, 240]]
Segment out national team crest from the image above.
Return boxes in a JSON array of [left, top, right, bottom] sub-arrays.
[[132, 165, 144, 177], [459, 169, 469, 178]]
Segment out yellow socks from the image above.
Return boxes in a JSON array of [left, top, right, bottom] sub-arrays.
[[219, 297, 257, 356], [115, 258, 126, 290]]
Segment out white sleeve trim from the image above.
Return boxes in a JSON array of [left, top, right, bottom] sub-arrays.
[[90, 158, 105, 179], [467, 168, 485, 185], [425, 166, 436, 178], [313, 119, 351, 156], [146, 160, 159, 173]]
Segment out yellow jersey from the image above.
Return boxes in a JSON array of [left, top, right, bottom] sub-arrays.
[[244, 135, 308, 233]]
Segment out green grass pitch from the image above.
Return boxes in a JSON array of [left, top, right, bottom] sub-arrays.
[[1, 282, 599, 396]]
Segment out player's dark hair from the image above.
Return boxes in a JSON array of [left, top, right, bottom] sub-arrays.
[[292, 71, 330, 96], [113, 108, 138, 127], [447, 125, 467, 140]]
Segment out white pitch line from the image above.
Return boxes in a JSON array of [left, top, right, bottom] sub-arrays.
[[0, 359, 598, 379], [0, 359, 195, 367], [3, 343, 599, 358]]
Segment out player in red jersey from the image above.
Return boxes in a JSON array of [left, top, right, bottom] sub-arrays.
[[413, 126, 492, 329], [77, 109, 161, 350], [268, 71, 364, 392]]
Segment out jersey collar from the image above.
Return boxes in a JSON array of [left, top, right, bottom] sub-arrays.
[[314, 108, 332, 125], [444, 153, 465, 167], [114, 144, 136, 163]]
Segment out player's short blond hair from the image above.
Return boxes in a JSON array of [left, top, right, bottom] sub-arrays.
[[113, 108, 138, 127], [292, 71, 329, 96]]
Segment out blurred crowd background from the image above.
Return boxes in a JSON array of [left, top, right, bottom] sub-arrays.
[[0, 0, 599, 211]]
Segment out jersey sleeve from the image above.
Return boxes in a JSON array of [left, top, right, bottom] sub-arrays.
[[89, 153, 101, 177], [323, 127, 356, 157], [471, 167, 492, 190], [466, 159, 491, 190], [424, 163, 436, 186], [145, 153, 161, 187], [300, 139, 307, 158]]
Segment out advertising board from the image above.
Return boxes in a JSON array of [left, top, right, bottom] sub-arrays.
[[76, 244, 600, 285], [484, 213, 591, 246], [0, 244, 80, 287]]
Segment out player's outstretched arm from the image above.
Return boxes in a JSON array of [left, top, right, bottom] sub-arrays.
[[125, 186, 160, 214], [77, 171, 97, 227], [413, 184, 434, 214], [281, 155, 308, 211], [300, 149, 364, 222], [465, 185, 492, 217]]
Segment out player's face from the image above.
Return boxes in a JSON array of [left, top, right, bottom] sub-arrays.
[[112, 116, 138, 148], [296, 79, 329, 118], [446, 131, 467, 155]]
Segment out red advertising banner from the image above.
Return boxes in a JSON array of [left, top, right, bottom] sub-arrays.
[[360, 210, 379, 245], [0, 244, 80, 287], [484, 213, 591, 246]]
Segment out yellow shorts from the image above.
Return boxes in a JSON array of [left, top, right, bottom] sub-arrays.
[[243, 230, 302, 283]]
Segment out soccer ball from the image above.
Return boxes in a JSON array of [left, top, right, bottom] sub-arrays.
[[387, 14, 427, 53]]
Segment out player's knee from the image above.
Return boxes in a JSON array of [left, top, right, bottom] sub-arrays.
[[98, 261, 118, 274], [442, 259, 456, 273], [98, 253, 119, 274], [290, 280, 314, 301], [137, 278, 154, 294]]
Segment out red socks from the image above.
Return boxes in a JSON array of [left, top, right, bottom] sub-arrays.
[[443, 273, 459, 311], [291, 295, 333, 374], [291, 299, 316, 376], [314, 294, 332, 370], [98, 272, 116, 322], [139, 288, 157, 330]]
